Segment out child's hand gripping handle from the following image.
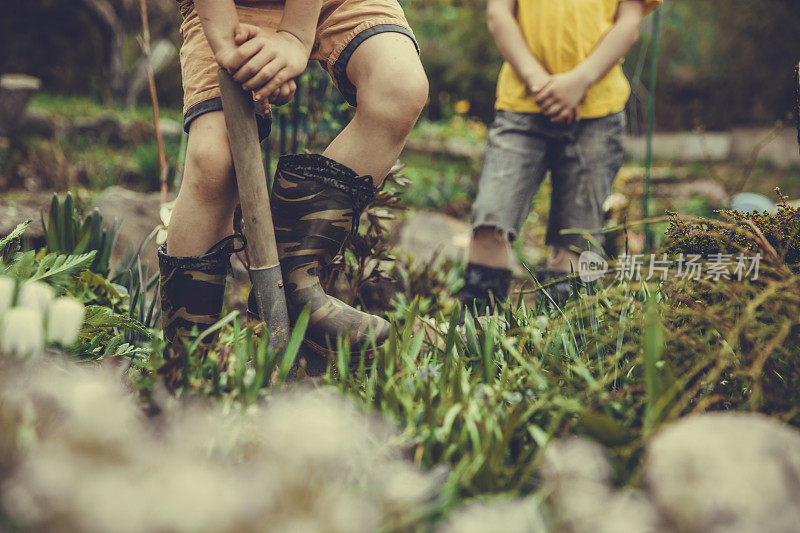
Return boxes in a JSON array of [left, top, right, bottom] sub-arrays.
[[217, 68, 291, 354]]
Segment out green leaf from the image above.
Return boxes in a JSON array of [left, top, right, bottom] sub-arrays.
[[77, 270, 125, 302], [30, 251, 96, 288], [186, 310, 239, 355], [74, 218, 93, 255], [278, 305, 310, 382], [45, 193, 59, 252], [80, 305, 150, 338], [61, 193, 75, 250], [0, 220, 29, 264], [644, 297, 665, 432], [578, 411, 635, 446]]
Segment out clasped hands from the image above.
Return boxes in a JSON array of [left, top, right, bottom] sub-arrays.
[[528, 69, 592, 124], [215, 23, 308, 111]]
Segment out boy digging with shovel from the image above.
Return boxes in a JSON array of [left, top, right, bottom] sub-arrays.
[[159, 0, 428, 383]]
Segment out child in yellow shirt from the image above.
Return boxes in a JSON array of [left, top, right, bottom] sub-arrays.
[[461, 0, 661, 312]]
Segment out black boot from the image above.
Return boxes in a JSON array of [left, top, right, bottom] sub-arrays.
[[249, 154, 391, 357], [459, 263, 512, 316], [158, 235, 243, 390], [535, 269, 574, 308]]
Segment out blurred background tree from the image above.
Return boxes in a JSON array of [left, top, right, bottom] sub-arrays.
[[652, 0, 800, 130], [0, 0, 182, 107], [404, 0, 800, 129], [0, 0, 798, 129]]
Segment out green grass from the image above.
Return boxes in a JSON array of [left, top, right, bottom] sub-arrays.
[[409, 116, 489, 145], [16, 94, 185, 192], [399, 153, 480, 210], [30, 93, 182, 124], [3, 190, 800, 528]]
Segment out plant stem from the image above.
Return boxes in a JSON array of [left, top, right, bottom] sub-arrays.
[[139, 0, 169, 204]]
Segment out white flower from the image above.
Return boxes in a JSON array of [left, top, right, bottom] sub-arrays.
[[18, 281, 55, 315], [46, 297, 85, 345], [156, 228, 168, 246], [156, 202, 173, 245], [243, 367, 256, 387], [0, 307, 44, 356], [0, 277, 15, 316], [440, 499, 547, 533]]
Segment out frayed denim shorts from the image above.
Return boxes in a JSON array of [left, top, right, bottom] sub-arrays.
[[471, 109, 626, 251]]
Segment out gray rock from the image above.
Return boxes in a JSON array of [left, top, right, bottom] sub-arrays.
[[644, 413, 800, 533], [0, 190, 55, 243], [398, 210, 471, 266], [654, 179, 729, 208], [93, 187, 162, 270], [397, 210, 526, 274], [626, 132, 732, 162], [729, 127, 800, 170]]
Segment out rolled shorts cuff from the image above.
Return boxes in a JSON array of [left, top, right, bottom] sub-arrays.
[[470, 219, 518, 242], [183, 96, 272, 140], [330, 22, 419, 106]]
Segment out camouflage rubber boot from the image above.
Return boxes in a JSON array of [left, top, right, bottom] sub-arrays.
[[158, 235, 244, 390], [459, 262, 512, 317], [249, 153, 391, 357]]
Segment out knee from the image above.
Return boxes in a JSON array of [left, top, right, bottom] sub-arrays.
[[357, 66, 428, 137], [184, 130, 235, 204]]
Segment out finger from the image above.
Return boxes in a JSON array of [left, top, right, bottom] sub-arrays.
[[532, 79, 554, 96], [269, 83, 293, 106], [279, 80, 297, 105], [224, 39, 263, 73], [544, 103, 565, 117], [536, 91, 559, 108], [234, 23, 260, 45], [255, 67, 292, 102], [552, 107, 573, 123], [250, 61, 287, 101], [538, 95, 558, 109], [235, 49, 277, 86]]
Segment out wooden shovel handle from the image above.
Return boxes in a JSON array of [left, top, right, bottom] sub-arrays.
[[217, 69, 280, 270]]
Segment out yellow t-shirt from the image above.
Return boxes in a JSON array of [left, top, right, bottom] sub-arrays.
[[495, 0, 661, 118]]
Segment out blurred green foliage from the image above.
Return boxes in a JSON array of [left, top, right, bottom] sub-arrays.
[[1, 0, 796, 128], [405, 0, 502, 121]]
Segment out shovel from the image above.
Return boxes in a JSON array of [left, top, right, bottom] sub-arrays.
[[217, 69, 290, 353]]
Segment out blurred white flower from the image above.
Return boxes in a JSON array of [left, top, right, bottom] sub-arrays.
[[160, 202, 173, 227], [602, 192, 629, 213], [46, 297, 85, 345], [156, 228, 168, 246], [0, 367, 440, 533], [243, 367, 256, 388], [0, 307, 44, 356], [18, 281, 55, 315], [0, 276, 15, 316], [156, 202, 173, 245], [439, 499, 547, 533]]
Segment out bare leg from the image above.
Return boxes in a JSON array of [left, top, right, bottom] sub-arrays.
[[323, 32, 428, 184], [468, 226, 511, 269], [166, 112, 237, 257], [546, 246, 581, 272]]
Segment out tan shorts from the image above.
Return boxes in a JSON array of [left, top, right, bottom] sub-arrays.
[[178, 0, 417, 133]]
